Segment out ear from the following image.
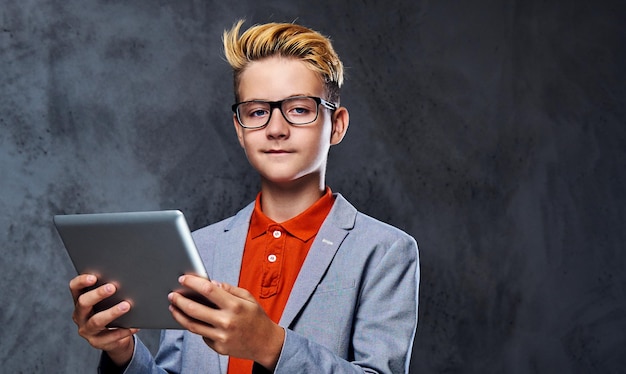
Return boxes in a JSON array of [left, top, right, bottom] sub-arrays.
[[330, 106, 349, 145], [233, 114, 245, 148]]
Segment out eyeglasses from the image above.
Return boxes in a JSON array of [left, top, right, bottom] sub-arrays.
[[232, 96, 337, 129]]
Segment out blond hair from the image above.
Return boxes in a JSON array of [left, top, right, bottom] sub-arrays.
[[223, 20, 344, 103]]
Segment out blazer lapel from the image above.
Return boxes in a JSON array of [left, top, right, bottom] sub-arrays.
[[279, 194, 356, 327], [209, 203, 253, 374], [210, 203, 253, 285]]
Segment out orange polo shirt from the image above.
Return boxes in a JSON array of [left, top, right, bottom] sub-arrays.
[[227, 188, 335, 374]]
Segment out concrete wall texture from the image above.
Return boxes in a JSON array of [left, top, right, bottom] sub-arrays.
[[1, 0, 624, 372]]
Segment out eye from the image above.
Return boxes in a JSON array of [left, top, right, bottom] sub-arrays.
[[240, 102, 270, 119], [284, 98, 316, 117], [290, 106, 311, 115], [250, 108, 269, 118]]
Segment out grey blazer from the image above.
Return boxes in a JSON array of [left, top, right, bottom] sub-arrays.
[[116, 193, 419, 374]]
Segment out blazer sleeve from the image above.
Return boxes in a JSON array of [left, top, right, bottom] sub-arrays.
[[100, 327, 221, 373], [98, 335, 172, 374], [274, 234, 420, 374]]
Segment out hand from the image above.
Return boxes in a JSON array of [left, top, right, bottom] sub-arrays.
[[168, 275, 285, 371], [69, 274, 138, 367]]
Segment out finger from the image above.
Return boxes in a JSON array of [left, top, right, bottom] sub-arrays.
[[168, 291, 220, 327], [73, 283, 117, 324], [179, 276, 245, 310], [178, 275, 223, 305], [76, 300, 135, 348], [216, 282, 257, 303], [86, 326, 139, 352], [75, 283, 116, 310], [168, 302, 216, 338], [69, 274, 98, 301], [81, 301, 133, 333]]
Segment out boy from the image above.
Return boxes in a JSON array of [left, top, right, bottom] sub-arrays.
[[69, 20, 419, 373]]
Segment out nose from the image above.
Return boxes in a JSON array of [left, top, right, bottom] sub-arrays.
[[265, 107, 290, 139]]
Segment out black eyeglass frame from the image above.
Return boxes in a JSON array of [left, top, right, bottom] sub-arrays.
[[231, 96, 337, 129]]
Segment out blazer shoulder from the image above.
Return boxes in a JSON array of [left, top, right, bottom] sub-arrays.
[[332, 193, 418, 249], [192, 201, 254, 240], [356, 210, 416, 242]]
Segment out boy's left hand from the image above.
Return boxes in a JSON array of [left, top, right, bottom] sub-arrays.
[[168, 275, 285, 371]]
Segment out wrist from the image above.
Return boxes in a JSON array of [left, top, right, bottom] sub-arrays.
[[256, 325, 285, 371], [106, 336, 135, 368]]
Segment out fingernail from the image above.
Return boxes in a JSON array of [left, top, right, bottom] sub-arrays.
[[178, 275, 185, 283], [211, 280, 222, 288], [105, 284, 114, 293], [168, 292, 174, 301], [118, 302, 129, 311], [86, 275, 96, 283]]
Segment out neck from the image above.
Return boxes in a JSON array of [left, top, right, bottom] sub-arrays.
[[259, 175, 326, 223]]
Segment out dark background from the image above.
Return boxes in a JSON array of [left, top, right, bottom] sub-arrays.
[[1, 1, 624, 373]]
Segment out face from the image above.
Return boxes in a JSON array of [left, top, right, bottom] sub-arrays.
[[233, 56, 348, 188]]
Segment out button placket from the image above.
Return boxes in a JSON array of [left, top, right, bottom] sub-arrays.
[[261, 225, 285, 298]]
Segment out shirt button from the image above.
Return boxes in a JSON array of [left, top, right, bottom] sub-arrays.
[[272, 230, 282, 238], [268, 254, 277, 263]]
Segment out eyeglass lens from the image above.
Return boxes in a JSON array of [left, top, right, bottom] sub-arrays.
[[237, 97, 320, 128]]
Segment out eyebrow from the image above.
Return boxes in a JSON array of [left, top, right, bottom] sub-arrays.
[[240, 93, 317, 102]]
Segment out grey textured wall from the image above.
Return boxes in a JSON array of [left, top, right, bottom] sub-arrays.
[[1, 1, 624, 373]]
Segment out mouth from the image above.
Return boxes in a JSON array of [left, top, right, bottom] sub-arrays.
[[264, 149, 292, 154]]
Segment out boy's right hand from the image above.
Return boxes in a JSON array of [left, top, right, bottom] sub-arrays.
[[69, 274, 138, 367]]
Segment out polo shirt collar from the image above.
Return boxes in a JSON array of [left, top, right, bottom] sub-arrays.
[[249, 187, 335, 242]]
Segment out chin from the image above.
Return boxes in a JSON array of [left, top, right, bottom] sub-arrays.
[[263, 171, 323, 187], [258, 167, 300, 182], [263, 174, 301, 185]]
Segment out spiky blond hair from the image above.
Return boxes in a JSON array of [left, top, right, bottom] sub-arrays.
[[223, 20, 344, 103]]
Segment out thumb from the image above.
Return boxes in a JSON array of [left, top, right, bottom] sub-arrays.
[[213, 281, 256, 303]]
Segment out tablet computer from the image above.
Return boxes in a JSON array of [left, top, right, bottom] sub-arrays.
[[54, 210, 209, 329]]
